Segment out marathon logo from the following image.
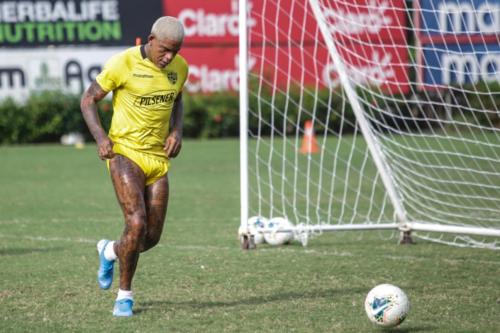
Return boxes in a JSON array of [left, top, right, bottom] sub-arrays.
[[134, 91, 176, 107]]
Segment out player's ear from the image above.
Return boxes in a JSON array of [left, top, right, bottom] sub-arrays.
[[147, 34, 155, 44]]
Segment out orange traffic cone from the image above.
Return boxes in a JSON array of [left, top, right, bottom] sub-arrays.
[[300, 120, 319, 154]]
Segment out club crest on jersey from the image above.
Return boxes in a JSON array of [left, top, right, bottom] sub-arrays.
[[167, 71, 177, 84]]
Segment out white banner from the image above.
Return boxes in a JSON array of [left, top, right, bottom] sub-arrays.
[[0, 47, 123, 101]]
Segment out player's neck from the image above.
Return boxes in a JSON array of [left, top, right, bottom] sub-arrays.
[[143, 44, 152, 62]]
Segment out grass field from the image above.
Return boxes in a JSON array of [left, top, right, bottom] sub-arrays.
[[1, 140, 499, 332]]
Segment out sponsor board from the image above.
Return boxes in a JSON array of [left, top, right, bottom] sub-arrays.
[[0, 0, 162, 47], [321, 43, 410, 94], [0, 0, 410, 100], [0, 43, 409, 101], [164, 0, 406, 45], [169, 0, 409, 94], [0, 47, 121, 100], [181, 43, 410, 94], [421, 42, 500, 86], [163, 0, 243, 45], [418, 0, 500, 35], [0, 47, 242, 99], [416, 0, 500, 87], [322, 0, 406, 43], [181, 47, 240, 93]]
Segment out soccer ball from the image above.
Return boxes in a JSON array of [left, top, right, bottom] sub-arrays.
[[247, 216, 267, 244], [364, 284, 410, 327], [238, 216, 267, 245], [263, 217, 294, 246]]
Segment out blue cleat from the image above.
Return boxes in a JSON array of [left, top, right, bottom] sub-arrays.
[[97, 239, 114, 290], [113, 298, 134, 317]]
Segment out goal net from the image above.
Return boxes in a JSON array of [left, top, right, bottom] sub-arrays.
[[239, 0, 500, 249]]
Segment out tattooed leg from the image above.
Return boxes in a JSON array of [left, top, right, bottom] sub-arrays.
[[109, 155, 147, 291], [141, 175, 169, 253]]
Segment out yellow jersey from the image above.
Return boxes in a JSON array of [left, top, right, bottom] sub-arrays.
[[96, 45, 188, 158]]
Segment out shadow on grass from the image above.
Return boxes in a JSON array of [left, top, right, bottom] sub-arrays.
[[135, 289, 438, 331], [0, 246, 65, 256], [136, 287, 363, 314], [378, 326, 437, 332]]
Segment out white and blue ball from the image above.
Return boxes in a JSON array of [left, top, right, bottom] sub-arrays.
[[264, 217, 294, 246], [364, 284, 410, 327], [238, 216, 268, 245], [248, 216, 267, 244]]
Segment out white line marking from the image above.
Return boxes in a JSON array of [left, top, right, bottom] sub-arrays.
[[0, 216, 240, 225], [0, 233, 499, 266], [0, 234, 96, 243]]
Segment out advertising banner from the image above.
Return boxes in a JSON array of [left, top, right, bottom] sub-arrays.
[[181, 47, 240, 93], [321, 42, 410, 94], [421, 42, 500, 86], [164, 0, 406, 46], [419, 0, 499, 36], [0, 0, 410, 99], [417, 0, 500, 87], [0, 0, 162, 47], [163, 0, 240, 46], [0, 46, 239, 99], [321, 0, 406, 43], [181, 42, 410, 94], [0, 47, 120, 100], [168, 0, 409, 93]]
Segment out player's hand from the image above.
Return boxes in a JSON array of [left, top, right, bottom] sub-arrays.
[[96, 136, 115, 160], [164, 130, 182, 158]]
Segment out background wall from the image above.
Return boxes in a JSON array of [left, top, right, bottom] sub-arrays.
[[0, 0, 497, 142], [0, 0, 410, 100]]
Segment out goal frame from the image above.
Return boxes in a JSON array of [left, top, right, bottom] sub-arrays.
[[238, 0, 500, 245]]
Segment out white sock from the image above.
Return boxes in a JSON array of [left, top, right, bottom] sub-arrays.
[[104, 241, 117, 261], [117, 289, 133, 301]]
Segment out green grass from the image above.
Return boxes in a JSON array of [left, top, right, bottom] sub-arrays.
[[1, 140, 499, 332]]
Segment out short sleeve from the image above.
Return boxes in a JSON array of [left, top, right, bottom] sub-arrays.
[[96, 52, 127, 92], [181, 63, 189, 88], [175, 55, 189, 89]]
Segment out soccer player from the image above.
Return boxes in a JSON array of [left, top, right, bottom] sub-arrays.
[[80, 16, 188, 317]]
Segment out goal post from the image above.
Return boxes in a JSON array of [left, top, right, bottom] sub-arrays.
[[239, 0, 251, 248], [238, 0, 500, 249]]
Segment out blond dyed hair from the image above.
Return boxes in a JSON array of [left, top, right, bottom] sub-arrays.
[[151, 16, 185, 42]]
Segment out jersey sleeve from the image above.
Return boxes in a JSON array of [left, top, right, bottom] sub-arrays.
[[177, 55, 189, 89], [181, 64, 189, 88], [96, 52, 128, 92]]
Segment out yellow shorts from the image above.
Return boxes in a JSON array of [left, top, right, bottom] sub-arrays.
[[108, 143, 170, 186]]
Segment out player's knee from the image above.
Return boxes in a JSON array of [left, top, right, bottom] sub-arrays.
[[139, 232, 161, 252], [146, 234, 161, 249], [126, 213, 147, 237]]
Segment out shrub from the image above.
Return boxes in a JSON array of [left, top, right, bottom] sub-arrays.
[[0, 82, 497, 144]]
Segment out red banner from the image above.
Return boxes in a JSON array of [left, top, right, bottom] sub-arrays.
[[163, 0, 239, 45], [167, 0, 409, 94], [181, 43, 409, 94], [323, 0, 407, 43], [248, 43, 410, 94], [181, 47, 240, 93], [249, 0, 407, 45]]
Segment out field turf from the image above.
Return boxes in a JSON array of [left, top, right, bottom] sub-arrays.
[[1, 140, 499, 332]]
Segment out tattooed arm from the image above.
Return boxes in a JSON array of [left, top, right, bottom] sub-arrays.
[[81, 81, 115, 160], [164, 92, 184, 158]]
